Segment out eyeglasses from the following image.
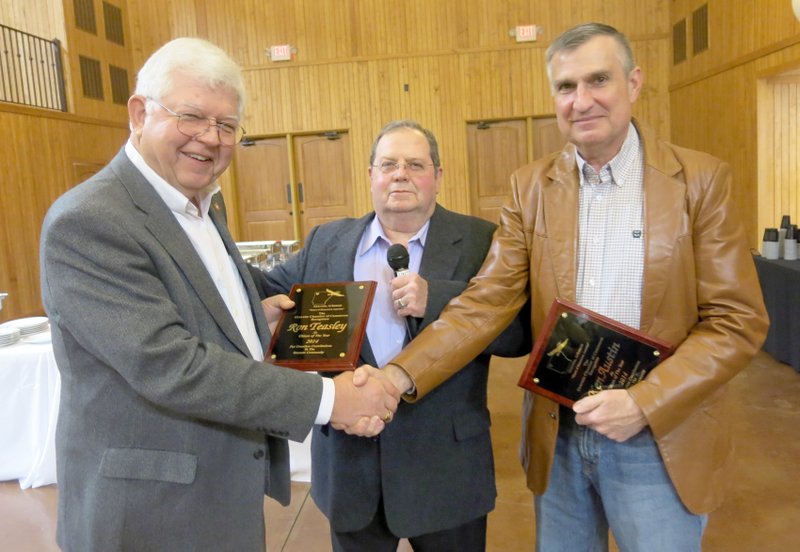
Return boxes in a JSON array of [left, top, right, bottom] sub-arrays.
[[373, 160, 434, 174], [147, 97, 246, 146]]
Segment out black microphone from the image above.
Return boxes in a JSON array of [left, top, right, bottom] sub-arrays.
[[386, 243, 416, 340], [387, 243, 410, 276]]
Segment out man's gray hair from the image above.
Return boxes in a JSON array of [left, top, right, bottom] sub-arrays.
[[369, 120, 441, 170], [545, 23, 636, 84], [134, 37, 246, 117]]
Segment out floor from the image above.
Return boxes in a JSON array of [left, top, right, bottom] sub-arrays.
[[1, 352, 797, 551]]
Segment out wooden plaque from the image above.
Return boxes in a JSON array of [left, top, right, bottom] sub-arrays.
[[518, 299, 674, 407], [267, 281, 376, 371]]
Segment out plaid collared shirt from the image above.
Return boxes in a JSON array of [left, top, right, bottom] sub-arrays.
[[575, 124, 644, 329]]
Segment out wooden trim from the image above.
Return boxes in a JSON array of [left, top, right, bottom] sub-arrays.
[[0, 101, 128, 128]]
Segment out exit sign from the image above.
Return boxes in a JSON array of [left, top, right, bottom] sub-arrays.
[[515, 25, 538, 43], [270, 45, 292, 61]]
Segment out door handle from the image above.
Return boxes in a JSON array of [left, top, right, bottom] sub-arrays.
[[298, 182, 305, 204]]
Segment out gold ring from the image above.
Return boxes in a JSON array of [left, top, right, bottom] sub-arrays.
[[397, 300, 406, 309], [381, 411, 393, 422]]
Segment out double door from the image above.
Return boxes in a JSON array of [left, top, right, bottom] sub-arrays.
[[234, 131, 353, 243], [467, 117, 565, 224]]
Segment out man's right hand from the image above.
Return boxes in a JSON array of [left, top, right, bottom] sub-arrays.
[[330, 366, 401, 437]]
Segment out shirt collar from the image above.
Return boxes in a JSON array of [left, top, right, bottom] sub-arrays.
[[357, 214, 431, 257], [575, 123, 641, 188], [124, 140, 220, 219]]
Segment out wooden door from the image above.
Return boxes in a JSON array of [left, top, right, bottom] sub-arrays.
[[234, 137, 295, 241], [293, 132, 354, 240], [467, 119, 527, 224], [532, 118, 566, 160]]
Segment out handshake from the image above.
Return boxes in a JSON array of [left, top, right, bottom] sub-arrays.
[[262, 294, 414, 438], [328, 364, 412, 437]]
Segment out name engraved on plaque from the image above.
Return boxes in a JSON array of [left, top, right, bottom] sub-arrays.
[[267, 281, 376, 371]]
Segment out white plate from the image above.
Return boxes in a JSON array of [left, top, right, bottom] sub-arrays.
[[0, 327, 21, 347], [23, 330, 52, 344], [0, 316, 49, 335]]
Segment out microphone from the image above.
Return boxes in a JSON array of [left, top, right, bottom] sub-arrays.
[[387, 243, 410, 276], [386, 243, 416, 340]]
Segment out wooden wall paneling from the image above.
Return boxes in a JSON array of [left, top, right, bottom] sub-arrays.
[[670, 0, 800, 88], [671, 64, 759, 245], [128, 0, 198, 71], [672, 33, 800, 247], [757, 76, 776, 242], [124, 0, 671, 228], [62, 0, 131, 122], [759, 75, 800, 232], [0, 105, 128, 322], [0, 2, 66, 42], [631, 38, 671, 138]]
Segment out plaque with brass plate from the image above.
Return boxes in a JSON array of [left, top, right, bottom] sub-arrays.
[[267, 281, 376, 371], [517, 299, 674, 407]]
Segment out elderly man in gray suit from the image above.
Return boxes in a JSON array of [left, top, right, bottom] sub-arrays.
[[256, 120, 529, 551], [39, 38, 399, 552]]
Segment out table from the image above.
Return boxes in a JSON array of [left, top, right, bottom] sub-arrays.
[[0, 337, 60, 489], [0, 338, 311, 489], [753, 256, 800, 372]]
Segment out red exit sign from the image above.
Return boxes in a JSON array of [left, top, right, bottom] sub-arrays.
[[270, 45, 292, 61], [515, 25, 538, 43]]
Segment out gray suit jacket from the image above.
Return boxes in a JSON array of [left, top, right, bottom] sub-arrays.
[[40, 149, 323, 552], [259, 205, 529, 536]]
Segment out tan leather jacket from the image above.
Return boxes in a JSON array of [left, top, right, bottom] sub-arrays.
[[392, 123, 768, 514]]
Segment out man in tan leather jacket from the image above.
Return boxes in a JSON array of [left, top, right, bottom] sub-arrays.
[[380, 23, 768, 551]]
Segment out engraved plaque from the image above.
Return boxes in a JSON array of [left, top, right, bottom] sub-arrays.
[[518, 299, 674, 406], [267, 281, 376, 371]]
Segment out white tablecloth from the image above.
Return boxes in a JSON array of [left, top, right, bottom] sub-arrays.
[[0, 337, 60, 489], [0, 337, 311, 488]]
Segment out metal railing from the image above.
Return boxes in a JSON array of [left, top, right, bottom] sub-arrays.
[[0, 23, 67, 112]]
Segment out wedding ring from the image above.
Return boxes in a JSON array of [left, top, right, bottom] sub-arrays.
[[381, 411, 393, 422], [397, 299, 406, 309]]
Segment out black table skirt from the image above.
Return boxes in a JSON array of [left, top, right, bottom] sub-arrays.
[[753, 256, 800, 372]]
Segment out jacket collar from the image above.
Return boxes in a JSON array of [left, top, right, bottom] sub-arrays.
[[109, 150, 257, 357]]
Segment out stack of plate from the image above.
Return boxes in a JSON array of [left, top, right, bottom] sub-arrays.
[[0, 326, 21, 348], [0, 316, 50, 339]]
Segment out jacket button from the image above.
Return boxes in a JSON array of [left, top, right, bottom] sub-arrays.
[[253, 449, 265, 459]]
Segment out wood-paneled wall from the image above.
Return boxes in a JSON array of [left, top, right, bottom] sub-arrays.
[[0, 104, 128, 321], [127, 0, 671, 220], [60, 0, 132, 123], [0, 1, 66, 42], [670, 0, 800, 246], [2, 0, 673, 321]]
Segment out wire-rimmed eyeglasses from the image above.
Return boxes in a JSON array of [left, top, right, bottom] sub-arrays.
[[372, 160, 434, 174], [146, 97, 246, 146]]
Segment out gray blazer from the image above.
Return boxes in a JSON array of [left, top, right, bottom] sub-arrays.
[[40, 149, 323, 552], [260, 205, 529, 536]]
